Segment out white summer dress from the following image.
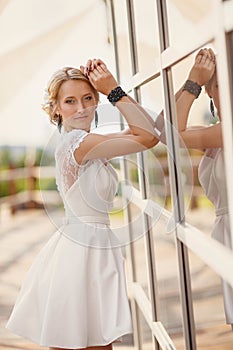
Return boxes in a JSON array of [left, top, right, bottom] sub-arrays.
[[6, 128, 133, 348], [198, 147, 233, 325]]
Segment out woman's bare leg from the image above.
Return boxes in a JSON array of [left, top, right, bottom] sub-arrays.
[[50, 344, 112, 350], [75, 345, 113, 350], [85, 345, 112, 350]]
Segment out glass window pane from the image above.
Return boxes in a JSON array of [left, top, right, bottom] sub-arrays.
[[140, 78, 167, 207], [152, 219, 186, 349], [113, 0, 132, 82], [138, 308, 154, 350], [166, 0, 215, 49], [132, 234, 150, 298], [171, 47, 233, 346], [171, 50, 217, 233], [140, 77, 163, 113], [126, 203, 150, 299], [189, 252, 233, 347], [133, 0, 160, 72], [126, 153, 140, 191]]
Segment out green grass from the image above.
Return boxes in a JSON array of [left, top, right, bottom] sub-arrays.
[[0, 178, 26, 197], [36, 178, 57, 191], [0, 178, 57, 197]]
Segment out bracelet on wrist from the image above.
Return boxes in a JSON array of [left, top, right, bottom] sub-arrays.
[[182, 80, 202, 99], [107, 86, 127, 106]]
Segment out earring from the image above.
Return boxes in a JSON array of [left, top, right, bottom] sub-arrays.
[[210, 98, 215, 118], [57, 114, 62, 133], [95, 110, 98, 128]]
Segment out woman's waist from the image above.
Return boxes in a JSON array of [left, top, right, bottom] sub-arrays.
[[62, 214, 110, 225], [59, 215, 124, 249]]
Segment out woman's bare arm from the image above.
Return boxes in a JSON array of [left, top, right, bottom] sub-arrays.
[[75, 59, 159, 164], [179, 123, 222, 149]]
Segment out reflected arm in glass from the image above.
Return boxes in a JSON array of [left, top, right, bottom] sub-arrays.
[[153, 86, 184, 140], [105, 94, 158, 137], [157, 49, 223, 150], [176, 48, 223, 150]]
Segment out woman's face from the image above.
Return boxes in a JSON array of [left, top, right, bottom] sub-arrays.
[[57, 79, 97, 132], [207, 73, 221, 119]]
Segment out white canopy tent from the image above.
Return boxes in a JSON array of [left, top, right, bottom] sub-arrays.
[[0, 0, 213, 148], [0, 0, 114, 146]]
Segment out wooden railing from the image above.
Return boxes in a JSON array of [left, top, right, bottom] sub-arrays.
[[0, 154, 204, 217], [0, 166, 61, 215]]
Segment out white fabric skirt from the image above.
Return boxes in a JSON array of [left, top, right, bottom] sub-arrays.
[[6, 223, 133, 348]]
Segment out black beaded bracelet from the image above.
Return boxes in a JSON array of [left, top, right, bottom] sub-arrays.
[[182, 80, 202, 99], [107, 86, 127, 106]]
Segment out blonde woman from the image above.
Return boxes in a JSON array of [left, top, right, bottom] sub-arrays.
[[174, 48, 233, 329], [6, 59, 159, 350]]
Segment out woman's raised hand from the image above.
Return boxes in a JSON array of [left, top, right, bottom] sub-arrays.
[[188, 48, 216, 86], [80, 59, 118, 96]]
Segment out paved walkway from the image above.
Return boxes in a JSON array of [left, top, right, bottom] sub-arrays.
[[0, 209, 55, 350], [1, 207, 233, 349]]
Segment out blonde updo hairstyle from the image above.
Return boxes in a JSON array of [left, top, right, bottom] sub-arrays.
[[42, 67, 99, 126]]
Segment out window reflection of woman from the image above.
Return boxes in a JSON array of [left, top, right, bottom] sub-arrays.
[[174, 48, 233, 330]]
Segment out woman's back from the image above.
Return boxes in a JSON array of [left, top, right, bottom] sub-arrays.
[[55, 129, 118, 222]]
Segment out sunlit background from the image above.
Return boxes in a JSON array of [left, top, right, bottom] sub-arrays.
[[0, 0, 116, 147], [0, 0, 214, 147]]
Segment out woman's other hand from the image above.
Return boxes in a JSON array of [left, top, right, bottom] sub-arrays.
[[80, 59, 118, 96], [188, 48, 216, 86]]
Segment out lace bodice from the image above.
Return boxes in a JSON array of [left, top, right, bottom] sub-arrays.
[[55, 128, 118, 221], [55, 129, 89, 196]]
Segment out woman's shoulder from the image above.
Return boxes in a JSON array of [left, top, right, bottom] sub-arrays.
[[55, 128, 88, 157], [61, 128, 89, 147], [62, 128, 88, 140]]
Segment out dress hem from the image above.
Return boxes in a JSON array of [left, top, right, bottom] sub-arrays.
[[6, 325, 133, 348]]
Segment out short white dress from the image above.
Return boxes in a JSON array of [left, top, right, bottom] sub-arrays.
[[6, 128, 133, 348], [198, 148, 233, 325]]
